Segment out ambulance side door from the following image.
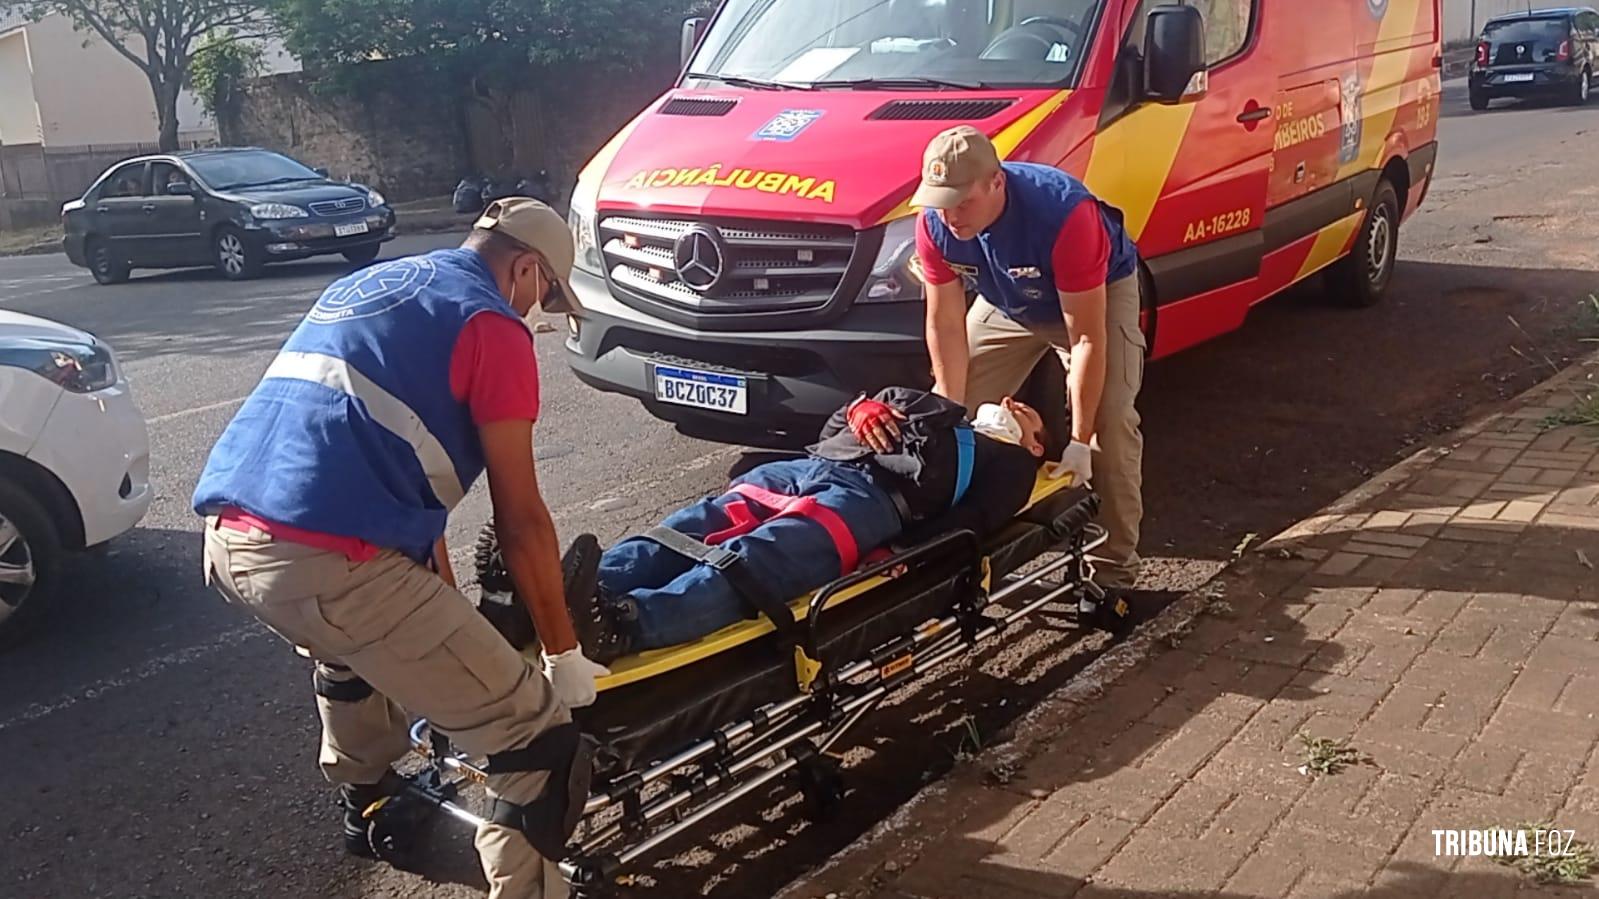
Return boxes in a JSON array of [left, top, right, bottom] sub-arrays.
[[1103, 0, 1274, 305]]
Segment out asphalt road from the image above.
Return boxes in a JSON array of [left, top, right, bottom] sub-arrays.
[[4, 81, 1599, 899]]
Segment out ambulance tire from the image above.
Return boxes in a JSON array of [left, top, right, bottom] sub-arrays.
[[1469, 88, 1489, 111], [1328, 179, 1399, 309]]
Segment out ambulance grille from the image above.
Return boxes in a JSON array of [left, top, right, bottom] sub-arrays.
[[599, 215, 857, 316], [867, 98, 1016, 121], [660, 96, 739, 117]]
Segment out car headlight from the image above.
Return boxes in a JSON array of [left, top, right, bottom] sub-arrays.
[[250, 203, 308, 220], [569, 200, 602, 275], [0, 338, 117, 393], [859, 216, 924, 304], [365, 188, 386, 207]]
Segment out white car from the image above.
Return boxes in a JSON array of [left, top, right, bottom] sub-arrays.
[[0, 310, 151, 647]]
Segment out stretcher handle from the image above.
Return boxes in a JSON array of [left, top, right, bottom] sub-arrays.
[[802, 528, 983, 663]]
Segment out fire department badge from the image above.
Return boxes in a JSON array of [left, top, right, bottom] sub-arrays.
[[1339, 72, 1364, 165], [752, 109, 825, 142]]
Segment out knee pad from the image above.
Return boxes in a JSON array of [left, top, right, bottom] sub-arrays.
[[483, 722, 597, 859], [314, 665, 375, 703]]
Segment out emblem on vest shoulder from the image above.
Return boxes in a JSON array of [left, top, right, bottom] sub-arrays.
[[948, 262, 980, 276], [1008, 266, 1043, 279], [310, 258, 435, 324]]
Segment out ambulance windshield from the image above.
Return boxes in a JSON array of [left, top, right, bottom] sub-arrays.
[[688, 0, 1105, 89]]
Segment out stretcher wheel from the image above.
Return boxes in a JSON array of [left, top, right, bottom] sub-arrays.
[[366, 803, 422, 870], [797, 754, 845, 822]]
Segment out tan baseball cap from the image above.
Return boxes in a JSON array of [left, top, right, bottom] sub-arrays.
[[473, 196, 580, 314], [911, 125, 1002, 209]]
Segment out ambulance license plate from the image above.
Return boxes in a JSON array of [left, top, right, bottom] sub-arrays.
[[335, 222, 370, 237], [1504, 73, 1536, 83], [653, 365, 748, 415]]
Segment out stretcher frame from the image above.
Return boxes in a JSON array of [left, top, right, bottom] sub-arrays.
[[387, 502, 1109, 896]]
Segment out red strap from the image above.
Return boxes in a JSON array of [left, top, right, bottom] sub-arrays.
[[727, 483, 860, 574], [704, 498, 760, 546]]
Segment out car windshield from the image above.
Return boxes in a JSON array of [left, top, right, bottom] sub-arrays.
[[687, 0, 1105, 89], [187, 152, 322, 190], [1484, 17, 1568, 44]]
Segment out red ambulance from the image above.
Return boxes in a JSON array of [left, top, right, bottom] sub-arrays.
[[563, 0, 1444, 445]]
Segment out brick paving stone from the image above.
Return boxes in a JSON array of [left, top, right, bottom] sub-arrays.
[[1500, 501, 1550, 523], [1364, 510, 1413, 529], [1316, 552, 1367, 576], [1089, 780, 1289, 893], [1281, 766, 1440, 853], [1547, 602, 1599, 641], [1224, 827, 1390, 896], [1462, 501, 1511, 520], [1342, 541, 1419, 560], [1481, 704, 1599, 759]]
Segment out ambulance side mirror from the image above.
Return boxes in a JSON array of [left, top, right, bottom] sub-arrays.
[[1144, 5, 1208, 104], [681, 17, 709, 70]]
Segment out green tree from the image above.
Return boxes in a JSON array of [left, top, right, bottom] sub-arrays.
[[190, 31, 266, 118], [1, 0, 269, 149]]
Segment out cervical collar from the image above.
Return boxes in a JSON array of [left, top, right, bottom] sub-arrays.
[[971, 403, 1023, 446]]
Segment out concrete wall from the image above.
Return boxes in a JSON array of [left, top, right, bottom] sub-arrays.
[[223, 57, 672, 203], [222, 64, 471, 201], [0, 30, 39, 145]]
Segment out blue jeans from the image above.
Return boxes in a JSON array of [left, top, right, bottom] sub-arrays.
[[597, 458, 903, 650]]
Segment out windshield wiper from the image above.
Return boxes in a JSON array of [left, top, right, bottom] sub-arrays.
[[811, 75, 988, 91], [684, 71, 801, 91]]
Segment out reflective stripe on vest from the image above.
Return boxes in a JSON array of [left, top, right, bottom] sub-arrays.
[[953, 426, 975, 509], [263, 351, 467, 509]]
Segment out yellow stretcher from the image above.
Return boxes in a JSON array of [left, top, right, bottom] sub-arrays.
[[591, 470, 1082, 691], [403, 470, 1104, 898]]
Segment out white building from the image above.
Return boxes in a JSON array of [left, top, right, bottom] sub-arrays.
[[0, 10, 295, 149]]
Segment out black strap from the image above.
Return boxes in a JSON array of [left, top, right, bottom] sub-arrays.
[[485, 722, 581, 775], [641, 527, 797, 636], [313, 669, 374, 703]]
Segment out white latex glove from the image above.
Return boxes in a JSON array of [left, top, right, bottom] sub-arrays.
[[1045, 440, 1093, 484], [542, 647, 610, 709]]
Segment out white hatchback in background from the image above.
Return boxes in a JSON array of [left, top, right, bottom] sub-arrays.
[[0, 310, 151, 647]]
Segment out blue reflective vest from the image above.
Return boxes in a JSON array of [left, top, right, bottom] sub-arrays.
[[192, 248, 526, 561], [923, 162, 1139, 327]]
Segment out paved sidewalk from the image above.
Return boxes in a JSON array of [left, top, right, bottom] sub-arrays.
[[782, 360, 1599, 899]]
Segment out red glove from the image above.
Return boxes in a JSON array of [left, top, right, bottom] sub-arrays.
[[847, 397, 906, 453]]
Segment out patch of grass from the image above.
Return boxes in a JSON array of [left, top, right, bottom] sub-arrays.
[[1540, 392, 1599, 432], [949, 716, 984, 763], [0, 223, 61, 255], [1485, 821, 1597, 885], [1297, 733, 1369, 776]]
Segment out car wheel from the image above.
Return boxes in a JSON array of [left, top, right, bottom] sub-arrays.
[[0, 477, 63, 651], [88, 238, 130, 285], [1327, 179, 1400, 308], [1577, 68, 1593, 105], [214, 227, 262, 281], [1469, 88, 1489, 111], [342, 244, 382, 265]]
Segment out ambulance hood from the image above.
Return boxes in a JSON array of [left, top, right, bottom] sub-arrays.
[[582, 87, 1073, 229]]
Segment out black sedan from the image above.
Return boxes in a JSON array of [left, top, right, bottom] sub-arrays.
[[1469, 7, 1599, 110], [62, 148, 397, 284]]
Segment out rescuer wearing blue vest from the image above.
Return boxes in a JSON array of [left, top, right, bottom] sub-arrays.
[[194, 198, 605, 898], [851, 126, 1146, 601]]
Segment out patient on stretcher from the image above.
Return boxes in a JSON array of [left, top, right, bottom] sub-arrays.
[[555, 388, 1060, 664]]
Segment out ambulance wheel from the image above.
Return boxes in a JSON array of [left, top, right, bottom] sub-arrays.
[[1327, 179, 1399, 308], [797, 754, 845, 822], [0, 477, 62, 651]]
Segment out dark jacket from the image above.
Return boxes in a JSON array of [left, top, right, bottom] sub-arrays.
[[808, 387, 1040, 543]]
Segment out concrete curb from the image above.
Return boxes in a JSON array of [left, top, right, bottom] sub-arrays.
[[775, 353, 1599, 899]]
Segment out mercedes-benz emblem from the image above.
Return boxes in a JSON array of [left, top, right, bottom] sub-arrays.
[[673, 225, 729, 293]]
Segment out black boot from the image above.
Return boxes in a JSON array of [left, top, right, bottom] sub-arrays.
[[339, 769, 408, 859], [563, 534, 636, 666], [1082, 587, 1138, 638]]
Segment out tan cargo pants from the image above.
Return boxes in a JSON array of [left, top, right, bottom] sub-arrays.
[[963, 275, 1146, 588], [202, 518, 570, 899]]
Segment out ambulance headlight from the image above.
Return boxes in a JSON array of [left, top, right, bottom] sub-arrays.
[[569, 199, 602, 275], [859, 216, 922, 304]]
